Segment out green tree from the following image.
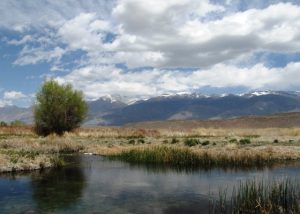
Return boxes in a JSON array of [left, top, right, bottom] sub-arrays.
[[10, 120, 25, 126], [34, 80, 87, 136], [0, 121, 8, 127]]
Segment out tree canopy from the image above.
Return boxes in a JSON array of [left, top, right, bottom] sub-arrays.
[[34, 80, 87, 136]]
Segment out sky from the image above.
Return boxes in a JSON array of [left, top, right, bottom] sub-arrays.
[[0, 0, 300, 107]]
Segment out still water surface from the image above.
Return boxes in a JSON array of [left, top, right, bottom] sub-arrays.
[[1, 155, 300, 213]]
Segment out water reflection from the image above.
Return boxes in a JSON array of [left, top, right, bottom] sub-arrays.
[[0, 155, 300, 213], [116, 159, 300, 174], [30, 155, 86, 213]]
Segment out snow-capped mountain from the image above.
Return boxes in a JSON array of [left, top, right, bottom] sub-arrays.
[[98, 90, 300, 125], [1, 91, 300, 126]]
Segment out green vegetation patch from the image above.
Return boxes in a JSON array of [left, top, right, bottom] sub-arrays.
[[239, 138, 251, 145], [201, 140, 210, 146], [171, 138, 179, 144], [229, 138, 238, 143], [50, 156, 65, 168], [109, 146, 200, 166], [184, 138, 201, 147], [216, 179, 300, 213], [108, 146, 275, 168], [128, 139, 135, 144], [137, 139, 145, 144]]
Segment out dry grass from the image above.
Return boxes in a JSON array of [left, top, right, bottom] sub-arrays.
[[0, 151, 52, 172], [1, 125, 300, 172], [2, 125, 300, 139], [158, 127, 300, 139], [0, 125, 35, 137]]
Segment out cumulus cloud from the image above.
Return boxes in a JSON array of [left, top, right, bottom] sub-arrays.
[[2, 0, 300, 100], [112, 2, 300, 68], [58, 13, 110, 52], [7, 35, 33, 45], [0, 91, 29, 107], [3, 91, 27, 100], [0, 0, 115, 31], [52, 1, 300, 69], [55, 62, 300, 100], [0, 100, 12, 108], [14, 46, 66, 66], [7, 1, 300, 69]]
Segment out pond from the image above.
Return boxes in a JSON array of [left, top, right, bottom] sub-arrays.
[[1, 155, 300, 214]]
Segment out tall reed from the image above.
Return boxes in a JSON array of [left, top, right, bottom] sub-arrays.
[[108, 146, 275, 168], [216, 179, 300, 213]]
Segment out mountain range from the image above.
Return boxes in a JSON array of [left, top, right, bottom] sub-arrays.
[[1, 91, 300, 126]]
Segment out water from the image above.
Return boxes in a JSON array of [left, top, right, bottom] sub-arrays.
[[1, 155, 300, 214]]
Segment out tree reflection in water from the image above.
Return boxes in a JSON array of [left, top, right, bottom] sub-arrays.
[[30, 156, 86, 212]]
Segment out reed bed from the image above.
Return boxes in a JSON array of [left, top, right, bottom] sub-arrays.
[[216, 179, 300, 213], [108, 146, 280, 168]]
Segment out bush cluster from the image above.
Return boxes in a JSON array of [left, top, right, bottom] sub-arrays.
[[184, 139, 210, 147], [239, 138, 251, 145]]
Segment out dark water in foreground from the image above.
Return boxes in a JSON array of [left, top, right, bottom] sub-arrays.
[[1, 155, 300, 214]]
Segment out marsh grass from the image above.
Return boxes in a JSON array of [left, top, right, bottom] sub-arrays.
[[215, 179, 300, 213], [108, 146, 277, 168]]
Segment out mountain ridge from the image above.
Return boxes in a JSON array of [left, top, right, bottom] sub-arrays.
[[1, 90, 300, 126]]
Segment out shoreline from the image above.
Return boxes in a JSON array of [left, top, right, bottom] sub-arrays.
[[2, 126, 300, 172]]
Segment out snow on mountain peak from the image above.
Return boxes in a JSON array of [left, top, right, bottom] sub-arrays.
[[242, 90, 279, 97]]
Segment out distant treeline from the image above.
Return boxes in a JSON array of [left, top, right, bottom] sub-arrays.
[[0, 120, 25, 126]]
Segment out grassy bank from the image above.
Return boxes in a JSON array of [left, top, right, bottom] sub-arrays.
[[215, 179, 300, 213], [2, 126, 300, 172], [0, 149, 65, 172], [0, 135, 81, 172]]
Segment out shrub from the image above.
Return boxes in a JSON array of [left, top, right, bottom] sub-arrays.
[[162, 139, 169, 144], [34, 80, 87, 136], [184, 138, 200, 147], [229, 138, 238, 143], [128, 139, 135, 144], [201, 140, 210, 146], [273, 139, 279, 144], [138, 139, 145, 144], [171, 138, 179, 144], [239, 138, 251, 145]]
